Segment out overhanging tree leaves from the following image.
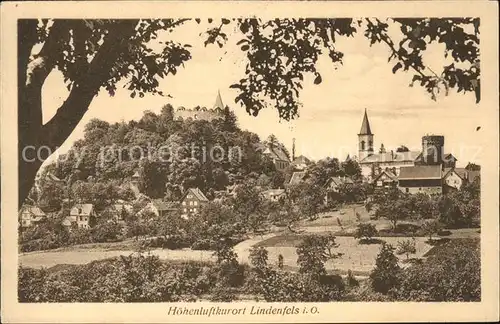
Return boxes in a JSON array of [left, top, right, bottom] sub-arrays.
[[18, 17, 480, 208]]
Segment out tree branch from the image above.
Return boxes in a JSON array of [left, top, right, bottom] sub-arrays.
[[40, 20, 139, 150]]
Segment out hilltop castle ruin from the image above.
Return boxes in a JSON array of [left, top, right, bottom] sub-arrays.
[[174, 91, 225, 122]]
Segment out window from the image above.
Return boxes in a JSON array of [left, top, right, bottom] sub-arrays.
[[187, 194, 192, 199], [193, 208, 197, 213], [189, 201, 193, 206], [405, 188, 409, 193], [194, 201, 198, 206], [183, 208, 187, 212], [361, 141, 365, 150], [182, 201, 186, 206]]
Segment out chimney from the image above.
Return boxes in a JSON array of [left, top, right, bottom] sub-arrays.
[[391, 150, 394, 160], [292, 138, 296, 161]]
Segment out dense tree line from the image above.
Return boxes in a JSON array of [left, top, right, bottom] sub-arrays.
[[33, 105, 286, 208]]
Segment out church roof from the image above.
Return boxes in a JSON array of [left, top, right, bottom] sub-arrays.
[[360, 151, 421, 164], [213, 90, 224, 110], [359, 109, 373, 135], [398, 165, 442, 180]]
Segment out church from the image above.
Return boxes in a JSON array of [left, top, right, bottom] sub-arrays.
[[356, 109, 456, 181]]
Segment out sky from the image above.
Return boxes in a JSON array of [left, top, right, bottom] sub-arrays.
[[40, 19, 485, 167]]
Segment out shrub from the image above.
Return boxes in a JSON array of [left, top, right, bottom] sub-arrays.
[[396, 239, 417, 260], [394, 239, 480, 301], [354, 223, 378, 243], [163, 235, 191, 250], [210, 283, 237, 302], [91, 221, 124, 243], [260, 270, 344, 302], [345, 269, 359, 287], [18, 255, 217, 302], [369, 243, 401, 294], [421, 219, 443, 242], [190, 239, 215, 250], [249, 246, 269, 271], [296, 234, 341, 277]]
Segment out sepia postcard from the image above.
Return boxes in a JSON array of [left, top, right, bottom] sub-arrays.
[[1, 0, 499, 323]]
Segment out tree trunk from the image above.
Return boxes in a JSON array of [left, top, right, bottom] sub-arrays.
[[17, 19, 138, 209]]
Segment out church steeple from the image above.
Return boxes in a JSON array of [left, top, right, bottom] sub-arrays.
[[358, 109, 374, 161], [359, 108, 373, 135], [213, 90, 224, 110]]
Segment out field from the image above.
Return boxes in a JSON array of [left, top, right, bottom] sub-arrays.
[[256, 234, 434, 275]]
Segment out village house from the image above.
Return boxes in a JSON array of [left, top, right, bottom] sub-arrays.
[[104, 202, 134, 223], [180, 188, 209, 218], [140, 199, 179, 218], [256, 142, 291, 172], [442, 167, 480, 192], [325, 176, 354, 193], [398, 165, 443, 194], [291, 155, 312, 171], [63, 204, 97, 229], [288, 171, 307, 186], [323, 176, 354, 205], [260, 188, 286, 202], [372, 169, 398, 189], [19, 205, 46, 228]]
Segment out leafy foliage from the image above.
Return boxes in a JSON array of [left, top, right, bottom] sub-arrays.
[[296, 234, 341, 277], [370, 243, 401, 294], [394, 239, 480, 301], [354, 223, 378, 243], [421, 219, 443, 241], [396, 238, 417, 260]]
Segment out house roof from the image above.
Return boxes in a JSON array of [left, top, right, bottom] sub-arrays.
[[70, 204, 94, 216], [20, 206, 46, 217], [373, 170, 398, 182], [326, 176, 354, 188], [360, 151, 421, 164], [182, 188, 209, 202], [261, 189, 286, 199], [289, 171, 306, 185], [443, 167, 467, 180], [152, 200, 179, 211], [359, 109, 373, 135], [444, 153, 458, 161], [293, 155, 311, 165], [256, 142, 289, 162], [264, 146, 289, 162], [398, 165, 442, 180]]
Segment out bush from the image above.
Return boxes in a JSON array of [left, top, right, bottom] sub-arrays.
[[260, 270, 344, 302], [354, 223, 378, 243], [394, 239, 480, 301], [190, 239, 215, 250], [420, 219, 443, 242], [345, 269, 359, 287], [369, 243, 401, 294], [209, 283, 237, 302], [396, 239, 417, 260], [296, 234, 340, 277], [18, 255, 217, 302], [249, 246, 269, 270]]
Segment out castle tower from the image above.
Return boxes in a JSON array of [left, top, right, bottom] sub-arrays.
[[421, 135, 444, 165], [358, 109, 374, 161]]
